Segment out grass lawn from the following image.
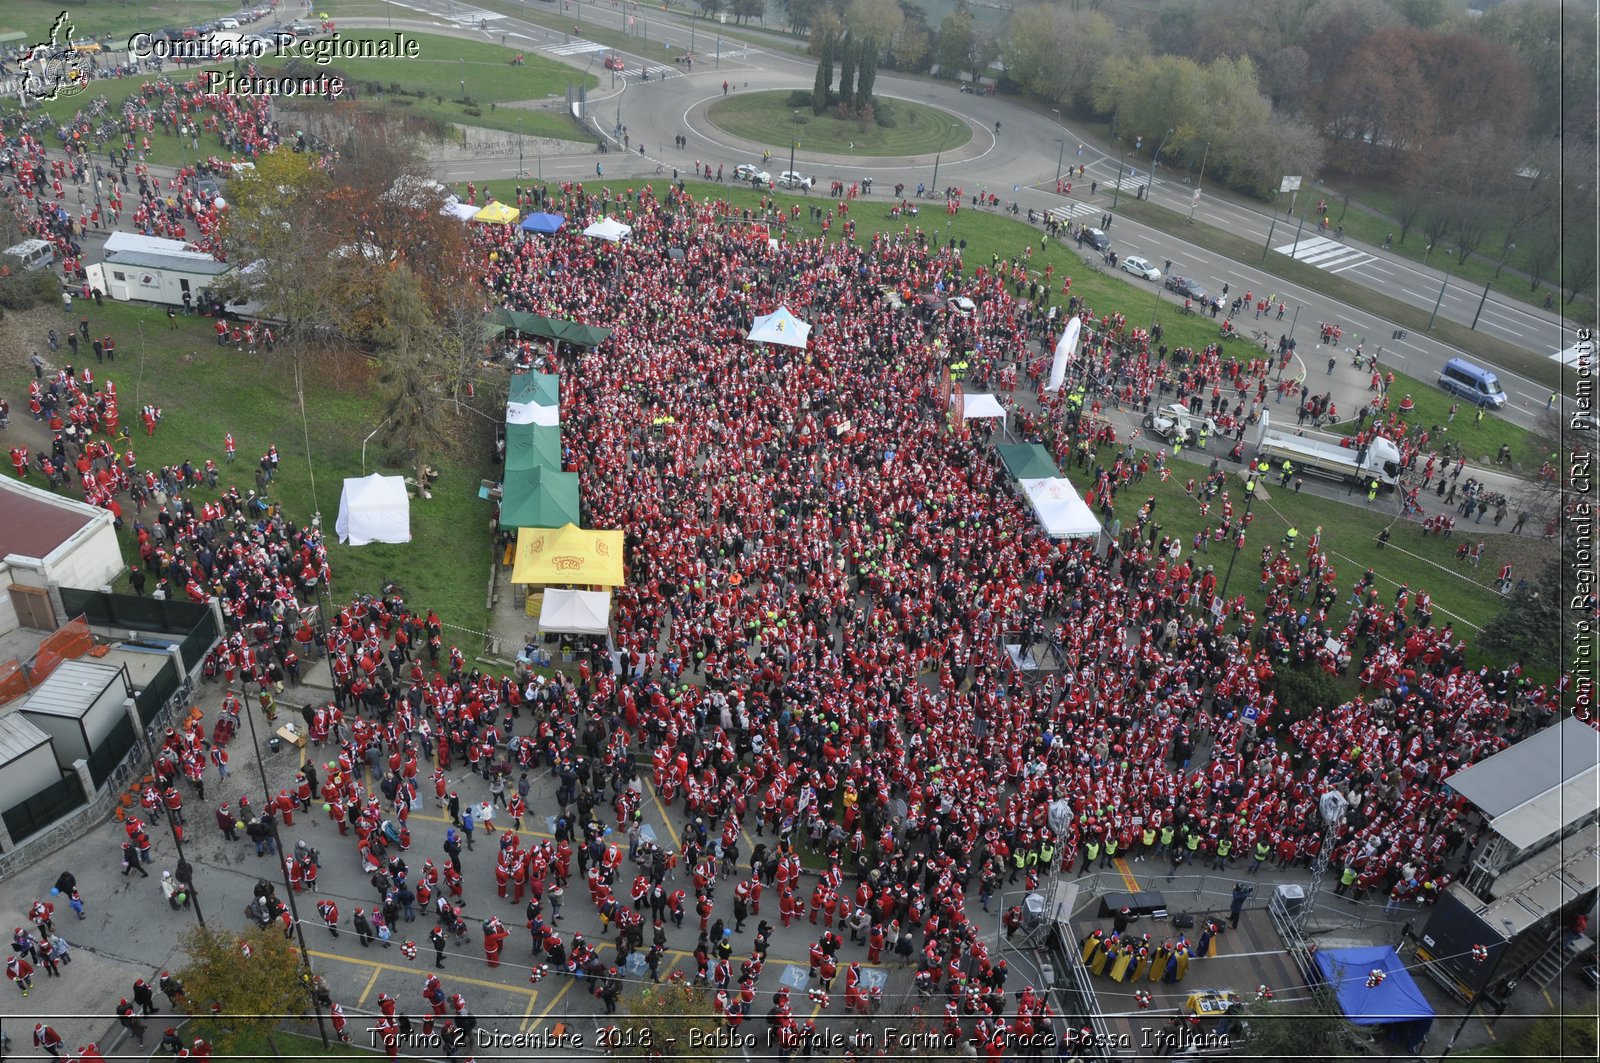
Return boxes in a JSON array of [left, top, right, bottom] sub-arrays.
[[1330, 366, 1552, 471], [1314, 176, 1594, 325], [478, 1, 689, 67], [14, 301, 500, 638], [1060, 447, 1543, 641], [707, 90, 974, 158], [1113, 197, 1580, 395], [250, 29, 596, 142], [0, 0, 241, 42]]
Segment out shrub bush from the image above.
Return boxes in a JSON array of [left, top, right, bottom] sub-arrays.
[[1270, 664, 1347, 720], [786, 90, 812, 109]]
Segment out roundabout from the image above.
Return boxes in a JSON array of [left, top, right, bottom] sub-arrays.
[[704, 89, 976, 159]]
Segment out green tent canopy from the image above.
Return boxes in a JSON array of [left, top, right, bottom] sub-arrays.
[[504, 422, 561, 473], [489, 309, 613, 348], [996, 443, 1062, 481], [508, 371, 560, 408], [499, 466, 582, 530]]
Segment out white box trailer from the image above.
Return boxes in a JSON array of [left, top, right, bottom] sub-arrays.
[[86, 247, 233, 308], [1251, 412, 1401, 489]]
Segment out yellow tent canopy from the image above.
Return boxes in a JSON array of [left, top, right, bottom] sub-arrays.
[[473, 201, 521, 225], [512, 523, 625, 587]]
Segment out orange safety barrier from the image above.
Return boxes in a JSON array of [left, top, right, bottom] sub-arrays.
[[0, 657, 27, 706]]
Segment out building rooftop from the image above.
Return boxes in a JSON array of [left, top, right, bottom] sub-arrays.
[[0, 478, 100, 561]]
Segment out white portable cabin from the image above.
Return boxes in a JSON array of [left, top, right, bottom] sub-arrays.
[[15, 659, 132, 772], [87, 232, 233, 308]]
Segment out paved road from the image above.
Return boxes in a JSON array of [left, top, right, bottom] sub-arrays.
[[369, 1, 1585, 401]]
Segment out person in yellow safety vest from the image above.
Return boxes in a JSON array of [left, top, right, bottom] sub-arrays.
[[1026, 847, 1040, 869], [1367, 478, 1380, 503], [1211, 835, 1233, 870], [1080, 837, 1100, 874], [1196, 426, 1208, 448], [1251, 839, 1270, 875], [1158, 824, 1176, 860], [1280, 459, 1294, 485], [1101, 834, 1118, 869], [1141, 825, 1157, 862], [1284, 526, 1298, 549], [1039, 839, 1055, 870], [1010, 846, 1027, 883], [1185, 830, 1201, 863], [1245, 477, 1256, 496], [1335, 865, 1358, 896]]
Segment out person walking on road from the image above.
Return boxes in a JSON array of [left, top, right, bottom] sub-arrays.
[[7, 954, 34, 997], [116, 998, 146, 1046], [121, 841, 148, 877], [34, 1023, 64, 1060], [1229, 883, 1253, 929], [132, 978, 158, 1015]]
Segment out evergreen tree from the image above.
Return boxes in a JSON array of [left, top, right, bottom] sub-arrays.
[[838, 34, 858, 109], [856, 35, 879, 106], [813, 31, 835, 113], [1481, 554, 1569, 674]]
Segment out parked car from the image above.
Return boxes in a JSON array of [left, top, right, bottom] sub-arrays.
[[69, 37, 102, 53], [1082, 227, 1110, 252], [1121, 255, 1161, 281], [734, 164, 771, 185], [1164, 275, 1207, 301], [947, 296, 977, 316], [603, 52, 624, 71], [776, 171, 813, 191], [216, 18, 241, 29]]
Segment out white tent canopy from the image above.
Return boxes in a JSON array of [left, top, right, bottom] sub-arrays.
[[1017, 477, 1102, 540], [582, 217, 633, 242], [1047, 316, 1082, 392], [506, 400, 559, 427], [746, 306, 812, 348], [538, 589, 612, 635], [958, 392, 1007, 420], [441, 198, 479, 222], [334, 474, 412, 546]]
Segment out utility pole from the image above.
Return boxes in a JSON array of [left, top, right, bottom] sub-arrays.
[[1471, 243, 1515, 330], [1187, 140, 1209, 224], [1428, 250, 1456, 331]]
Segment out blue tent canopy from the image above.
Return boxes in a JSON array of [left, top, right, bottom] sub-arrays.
[[520, 212, 566, 234], [1314, 946, 1435, 1027]]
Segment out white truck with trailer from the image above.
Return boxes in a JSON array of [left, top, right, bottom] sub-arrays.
[[1142, 403, 1217, 446], [1251, 412, 1401, 489]]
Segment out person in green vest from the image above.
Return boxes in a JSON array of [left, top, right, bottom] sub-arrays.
[[1141, 824, 1158, 863], [1335, 865, 1358, 896], [1101, 833, 1118, 870], [1010, 846, 1027, 883], [1080, 836, 1101, 874], [1039, 836, 1055, 872], [1279, 459, 1293, 486], [1184, 828, 1201, 866], [1283, 526, 1298, 550], [1367, 478, 1380, 504], [1158, 823, 1176, 862], [1251, 838, 1271, 875], [1211, 835, 1233, 871]]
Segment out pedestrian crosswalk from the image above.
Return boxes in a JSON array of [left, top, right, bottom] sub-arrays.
[[1047, 203, 1098, 223], [1274, 235, 1375, 273], [545, 40, 608, 56]]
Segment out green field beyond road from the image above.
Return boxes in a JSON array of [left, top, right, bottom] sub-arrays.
[[707, 91, 975, 159]]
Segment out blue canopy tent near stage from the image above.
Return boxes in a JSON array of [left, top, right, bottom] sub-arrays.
[[1313, 945, 1435, 1051]]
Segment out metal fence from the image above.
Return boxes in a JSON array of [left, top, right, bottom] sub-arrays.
[[2, 774, 87, 844], [178, 608, 221, 671], [86, 713, 137, 787], [58, 587, 211, 636], [135, 656, 178, 725]]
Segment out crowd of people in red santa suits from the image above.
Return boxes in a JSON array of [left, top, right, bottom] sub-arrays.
[[0, 77, 279, 280]]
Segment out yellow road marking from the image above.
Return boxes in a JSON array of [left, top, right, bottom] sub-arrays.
[[1114, 856, 1140, 893], [530, 977, 574, 1025], [307, 948, 539, 998], [356, 966, 382, 1006], [518, 988, 540, 1034]]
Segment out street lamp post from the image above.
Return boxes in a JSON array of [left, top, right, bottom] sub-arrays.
[[930, 124, 958, 200], [1427, 249, 1456, 331], [459, 56, 466, 101], [1112, 151, 1127, 208], [1289, 202, 1308, 258], [788, 132, 797, 178], [1147, 127, 1173, 197], [240, 698, 331, 1048], [1187, 140, 1210, 224], [1219, 479, 1257, 599], [1471, 243, 1515, 330], [1051, 109, 1064, 182]]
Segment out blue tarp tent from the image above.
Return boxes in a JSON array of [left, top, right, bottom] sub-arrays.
[[520, 212, 565, 234], [1314, 946, 1434, 1049]]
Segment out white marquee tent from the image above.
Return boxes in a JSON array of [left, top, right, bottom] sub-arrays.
[[1017, 477, 1102, 540], [441, 198, 479, 222], [746, 306, 812, 348], [958, 392, 1007, 420], [335, 474, 412, 546], [538, 589, 612, 635], [506, 398, 559, 427], [583, 217, 633, 242]]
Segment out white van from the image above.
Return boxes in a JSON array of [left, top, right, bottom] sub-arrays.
[[2, 239, 55, 270]]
